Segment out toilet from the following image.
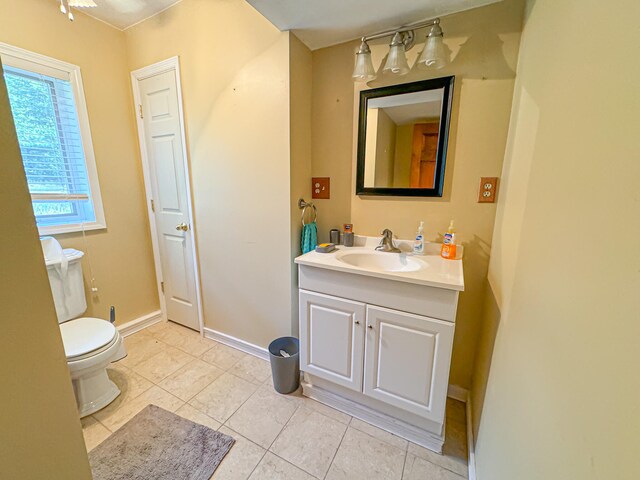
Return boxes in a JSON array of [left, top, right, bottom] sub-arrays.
[[42, 237, 126, 418]]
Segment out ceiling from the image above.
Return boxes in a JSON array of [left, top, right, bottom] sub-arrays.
[[246, 0, 502, 50], [78, 0, 181, 30]]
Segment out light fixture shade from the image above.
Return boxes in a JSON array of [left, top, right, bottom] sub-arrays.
[[69, 0, 97, 7], [417, 25, 447, 69], [382, 33, 410, 75], [352, 41, 377, 82]]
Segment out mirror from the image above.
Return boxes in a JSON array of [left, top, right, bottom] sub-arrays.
[[356, 76, 454, 197]]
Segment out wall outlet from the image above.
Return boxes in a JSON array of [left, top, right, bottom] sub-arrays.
[[312, 177, 330, 199], [478, 177, 498, 203]]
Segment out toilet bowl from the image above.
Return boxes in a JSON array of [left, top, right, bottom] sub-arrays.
[[61, 317, 127, 417], [41, 237, 127, 418]]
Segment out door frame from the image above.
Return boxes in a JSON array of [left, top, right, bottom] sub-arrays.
[[130, 56, 204, 335]]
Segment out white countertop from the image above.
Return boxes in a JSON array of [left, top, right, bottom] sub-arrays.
[[294, 236, 464, 291]]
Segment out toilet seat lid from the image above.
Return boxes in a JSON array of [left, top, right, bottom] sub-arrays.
[[60, 317, 117, 359]]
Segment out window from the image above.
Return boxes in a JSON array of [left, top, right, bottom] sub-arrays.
[[1, 43, 105, 235]]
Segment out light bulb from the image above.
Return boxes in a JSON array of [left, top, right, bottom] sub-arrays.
[[352, 40, 376, 82], [68, 10, 74, 21], [59, 0, 67, 14], [382, 33, 410, 75]]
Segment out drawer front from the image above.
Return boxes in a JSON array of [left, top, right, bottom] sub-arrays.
[[299, 290, 366, 392], [363, 305, 454, 422]]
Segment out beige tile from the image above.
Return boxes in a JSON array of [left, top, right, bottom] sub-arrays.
[[349, 418, 408, 451], [444, 419, 468, 461], [145, 320, 170, 336], [408, 438, 468, 478], [270, 406, 347, 479], [228, 355, 272, 385], [402, 454, 466, 480], [94, 385, 184, 432], [176, 403, 221, 431], [118, 333, 165, 368], [106, 362, 153, 400], [249, 452, 315, 480], [446, 398, 466, 425], [159, 359, 224, 401], [153, 324, 214, 357], [81, 416, 111, 452], [212, 426, 266, 480], [227, 385, 298, 448], [189, 372, 258, 423], [201, 342, 248, 370], [326, 427, 406, 480], [287, 388, 352, 425], [134, 345, 195, 383]]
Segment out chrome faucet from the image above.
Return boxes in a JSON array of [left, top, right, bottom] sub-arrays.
[[375, 229, 401, 253]]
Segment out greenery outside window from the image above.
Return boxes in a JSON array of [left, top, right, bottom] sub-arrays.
[[0, 43, 105, 235]]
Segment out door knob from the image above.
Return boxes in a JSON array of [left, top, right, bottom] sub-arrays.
[[176, 223, 189, 232]]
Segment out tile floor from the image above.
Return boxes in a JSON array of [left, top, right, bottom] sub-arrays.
[[82, 321, 469, 479]]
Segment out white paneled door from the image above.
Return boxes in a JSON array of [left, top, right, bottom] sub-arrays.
[[136, 65, 199, 331], [299, 290, 365, 392], [363, 305, 454, 422]]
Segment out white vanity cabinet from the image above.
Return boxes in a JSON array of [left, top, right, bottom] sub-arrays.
[[295, 244, 463, 453]]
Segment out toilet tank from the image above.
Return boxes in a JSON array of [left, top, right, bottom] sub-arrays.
[[41, 237, 87, 323]]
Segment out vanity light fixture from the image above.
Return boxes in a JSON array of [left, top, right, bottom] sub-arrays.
[[59, 0, 97, 22], [352, 17, 448, 82]]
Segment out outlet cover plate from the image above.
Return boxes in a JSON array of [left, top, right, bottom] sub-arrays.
[[312, 177, 330, 199], [478, 177, 498, 203]]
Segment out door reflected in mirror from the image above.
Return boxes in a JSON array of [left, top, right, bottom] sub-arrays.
[[357, 77, 454, 197]]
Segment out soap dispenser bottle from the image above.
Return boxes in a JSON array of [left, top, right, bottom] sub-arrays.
[[440, 220, 457, 259], [413, 221, 425, 255]]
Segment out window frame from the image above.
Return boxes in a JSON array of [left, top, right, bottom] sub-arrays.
[[0, 42, 106, 235]]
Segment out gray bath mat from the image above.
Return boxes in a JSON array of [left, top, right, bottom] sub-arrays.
[[89, 405, 235, 480]]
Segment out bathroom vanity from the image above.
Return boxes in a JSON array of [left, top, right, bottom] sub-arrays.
[[294, 237, 463, 452]]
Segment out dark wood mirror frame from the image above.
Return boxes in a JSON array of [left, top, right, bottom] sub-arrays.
[[356, 76, 455, 197]]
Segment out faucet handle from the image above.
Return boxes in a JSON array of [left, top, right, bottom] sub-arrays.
[[380, 228, 392, 237]]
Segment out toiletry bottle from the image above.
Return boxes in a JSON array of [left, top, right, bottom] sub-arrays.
[[413, 221, 425, 255], [440, 220, 457, 259]]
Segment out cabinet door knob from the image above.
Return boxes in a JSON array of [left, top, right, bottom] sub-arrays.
[[354, 320, 360, 325], [367, 325, 373, 329]]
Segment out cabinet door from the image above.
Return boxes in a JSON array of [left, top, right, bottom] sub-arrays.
[[364, 305, 454, 422], [299, 290, 365, 392]]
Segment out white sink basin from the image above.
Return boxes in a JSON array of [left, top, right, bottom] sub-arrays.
[[336, 250, 425, 273]]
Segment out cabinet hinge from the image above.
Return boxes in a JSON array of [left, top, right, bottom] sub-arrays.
[[139, 104, 143, 119], [160, 281, 164, 293], [150, 198, 155, 212]]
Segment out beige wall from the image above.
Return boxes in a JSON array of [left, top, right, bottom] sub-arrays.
[[311, 0, 525, 388], [0, 0, 159, 325], [0, 60, 91, 479], [126, 0, 296, 347], [472, 0, 640, 478], [373, 108, 396, 187], [289, 34, 313, 334], [311, 40, 356, 242]]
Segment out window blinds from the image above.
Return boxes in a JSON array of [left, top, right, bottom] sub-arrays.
[[3, 64, 96, 226]]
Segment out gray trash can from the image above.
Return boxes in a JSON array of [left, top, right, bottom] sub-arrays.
[[268, 337, 300, 394]]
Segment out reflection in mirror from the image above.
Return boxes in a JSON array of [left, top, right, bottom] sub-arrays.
[[356, 77, 454, 197], [364, 89, 444, 189]]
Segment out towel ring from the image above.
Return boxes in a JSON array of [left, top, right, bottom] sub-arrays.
[[299, 199, 317, 226]]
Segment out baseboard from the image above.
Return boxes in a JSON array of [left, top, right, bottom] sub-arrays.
[[117, 310, 163, 337], [303, 380, 445, 453], [447, 384, 469, 403], [202, 327, 269, 361], [466, 397, 477, 480]]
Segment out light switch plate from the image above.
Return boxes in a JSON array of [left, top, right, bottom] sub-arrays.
[[478, 177, 498, 203], [312, 177, 330, 199]]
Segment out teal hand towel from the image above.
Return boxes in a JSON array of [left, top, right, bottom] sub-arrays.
[[301, 222, 318, 254]]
